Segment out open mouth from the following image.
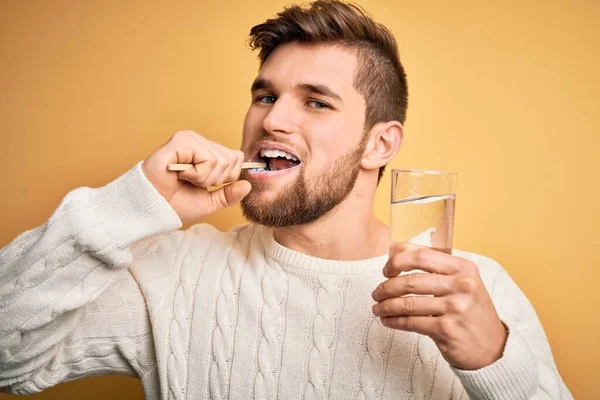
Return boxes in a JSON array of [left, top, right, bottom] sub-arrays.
[[251, 148, 302, 172]]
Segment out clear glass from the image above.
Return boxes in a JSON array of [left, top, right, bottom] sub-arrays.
[[390, 169, 457, 254]]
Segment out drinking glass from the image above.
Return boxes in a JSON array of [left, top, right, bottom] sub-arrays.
[[390, 169, 457, 254]]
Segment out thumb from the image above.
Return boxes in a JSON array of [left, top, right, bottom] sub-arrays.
[[208, 180, 252, 212]]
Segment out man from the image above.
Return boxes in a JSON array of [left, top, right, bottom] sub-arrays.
[[0, 1, 571, 398]]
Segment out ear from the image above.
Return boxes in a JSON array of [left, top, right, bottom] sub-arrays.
[[361, 121, 403, 171]]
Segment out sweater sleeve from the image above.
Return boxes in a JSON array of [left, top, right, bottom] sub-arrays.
[[0, 161, 183, 394], [451, 258, 573, 399]]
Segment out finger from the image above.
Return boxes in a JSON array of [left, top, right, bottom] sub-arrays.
[[178, 156, 218, 187], [389, 241, 425, 257], [168, 130, 213, 165], [373, 296, 445, 317], [173, 134, 220, 185], [372, 273, 453, 301], [384, 248, 458, 278], [207, 147, 239, 186], [169, 132, 224, 187], [207, 180, 252, 213], [217, 150, 238, 184], [201, 150, 232, 187], [227, 150, 245, 183], [380, 316, 438, 337], [217, 149, 244, 185]]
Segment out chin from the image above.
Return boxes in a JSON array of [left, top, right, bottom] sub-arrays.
[[246, 185, 284, 205]]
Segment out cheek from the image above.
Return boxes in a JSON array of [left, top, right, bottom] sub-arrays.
[[241, 108, 264, 150], [305, 119, 361, 166]]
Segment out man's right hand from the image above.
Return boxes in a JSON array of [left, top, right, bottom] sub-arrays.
[[142, 130, 251, 224]]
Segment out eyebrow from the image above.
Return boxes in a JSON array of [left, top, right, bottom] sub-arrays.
[[297, 83, 342, 102], [250, 78, 343, 102], [250, 78, 271, 93]]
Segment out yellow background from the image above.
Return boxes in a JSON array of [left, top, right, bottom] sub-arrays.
[[1, 0, 597, 398]]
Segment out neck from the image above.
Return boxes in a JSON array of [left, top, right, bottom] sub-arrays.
[[273, 180, 390, 261]]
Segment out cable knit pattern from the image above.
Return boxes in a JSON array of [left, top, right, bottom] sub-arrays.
[[0, 162, 573, 399], [208, 228, 251, 399], [252, 257, 286, 399], [353, 316, 394, 400], [303, 275, 343, 399], [166, 248, 194, 400]]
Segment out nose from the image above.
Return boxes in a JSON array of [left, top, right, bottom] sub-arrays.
[[262, 97, 295, 135]]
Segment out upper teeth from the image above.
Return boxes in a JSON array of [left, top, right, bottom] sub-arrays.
[[260, 149, 298, 161]]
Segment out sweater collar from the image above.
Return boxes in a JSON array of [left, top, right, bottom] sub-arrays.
[[259, 225, 389, 275]]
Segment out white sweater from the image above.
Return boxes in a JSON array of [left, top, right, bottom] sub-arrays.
[[0, 162, 572, 399]]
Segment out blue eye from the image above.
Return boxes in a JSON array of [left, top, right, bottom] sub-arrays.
[[308, 100, 330, 109], [257, 95, 276, 104]]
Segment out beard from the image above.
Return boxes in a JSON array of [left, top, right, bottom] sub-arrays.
[[240, 137, 367, 227]]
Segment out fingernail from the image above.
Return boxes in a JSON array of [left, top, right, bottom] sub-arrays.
[[371, 289, 378, 301]]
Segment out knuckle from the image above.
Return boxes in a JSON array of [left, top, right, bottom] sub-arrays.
[[390, 241, 406, 255], [405, 273, 418, 292], [172, 130, 194, 141], [462, 259, 478, 274], [197, 166, 211, 179], [403, 296, 416, 314], [455, 276, 478, 294], [405, 316, 415, 331], [229, 170, 241, 181], [387, 255, 401, 275], [378, 283, 389, 298], [217, 158, 230, 170], [205, 158, 218, 168], [187, 170, 207, 184], [438, 317, 455, 338], [413, 248, 430, 264], [447, 297, 468, 314], [380, 301, 391, 315]]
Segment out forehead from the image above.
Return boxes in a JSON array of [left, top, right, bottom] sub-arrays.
[[258, 42, 359, 95]]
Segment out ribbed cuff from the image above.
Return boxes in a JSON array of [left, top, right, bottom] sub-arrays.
[[89, 161, 182, 251], [451, 327, 539, 400]]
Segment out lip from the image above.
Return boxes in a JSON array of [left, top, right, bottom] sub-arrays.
[[249, 140, 302, 163], [245, 164, 301, 182], [245, 140, 302, 183]]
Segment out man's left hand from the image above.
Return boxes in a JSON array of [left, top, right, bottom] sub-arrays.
[[371, 243, 508, 370]]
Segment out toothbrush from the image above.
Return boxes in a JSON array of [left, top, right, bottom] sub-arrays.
[[167, 162, 266, 171]]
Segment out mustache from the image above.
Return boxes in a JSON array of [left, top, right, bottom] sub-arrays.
[[247, 132, 304, 158], [253, 132, 294, 146]]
